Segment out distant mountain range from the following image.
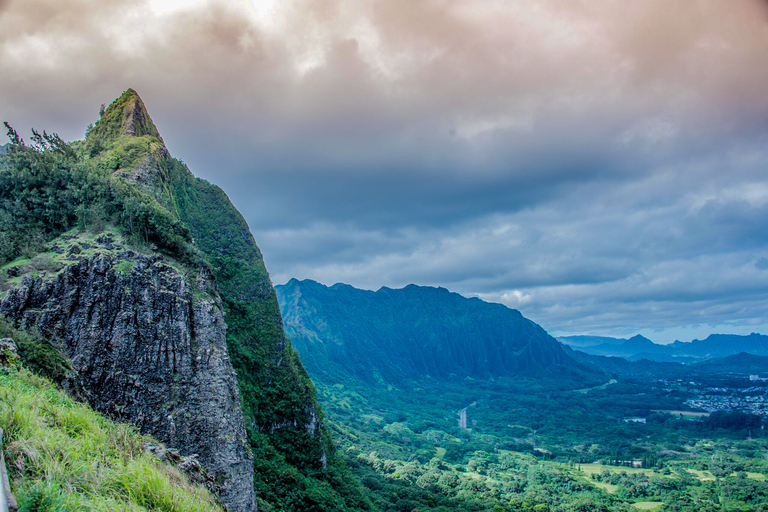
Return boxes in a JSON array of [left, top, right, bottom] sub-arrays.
[[558, 333, 768, 363], [276, 279, 602, 387], [566, 348, 768, 378]]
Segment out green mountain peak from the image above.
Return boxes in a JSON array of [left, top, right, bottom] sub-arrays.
[[90, 88, 163, 142], [84, 89, 170, 186]]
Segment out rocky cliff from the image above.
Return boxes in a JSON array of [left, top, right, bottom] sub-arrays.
[[0, 231, 256, 511]]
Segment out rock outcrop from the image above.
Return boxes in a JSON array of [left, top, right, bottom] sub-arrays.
[[0, 233, 256, 511]]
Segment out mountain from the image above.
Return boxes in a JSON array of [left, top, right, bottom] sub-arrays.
[[561, 334, 665, 358], [556, 335, 629, 348], [276, 279, 602, 386], [562, 345, 693, 378], [0, 90, 370, 511], [560, 332, 768, 362], [565, 345, 768, 379], [692, 352, 768, 375], [670, 333, 768, 359]]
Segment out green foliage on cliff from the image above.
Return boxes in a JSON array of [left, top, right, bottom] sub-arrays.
[[0, 127, 197, 266], [164, 155, 373, 511], [88, 88, 162, 142], [0, 316, 69, 383], [0, 365, 223, 511]]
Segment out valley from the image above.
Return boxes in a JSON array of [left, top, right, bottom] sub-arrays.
[[278, 279, 768, 511]]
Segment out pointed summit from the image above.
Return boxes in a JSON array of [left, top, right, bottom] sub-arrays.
[[90, 88, 163, 142]]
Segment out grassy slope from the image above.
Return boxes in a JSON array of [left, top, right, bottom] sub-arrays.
[[0, 364, 222, 512]]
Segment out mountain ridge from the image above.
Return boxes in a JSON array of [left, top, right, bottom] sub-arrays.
[[277, 278, 603, 387], [559, 332, 768, 362]]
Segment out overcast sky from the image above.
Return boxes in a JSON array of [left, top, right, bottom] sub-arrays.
[[2, 0, 768, 343]]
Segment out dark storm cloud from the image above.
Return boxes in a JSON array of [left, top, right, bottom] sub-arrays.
[[2, 0, 768, 340]]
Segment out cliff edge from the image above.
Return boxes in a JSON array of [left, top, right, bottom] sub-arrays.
[[1, 231, 256, 511]]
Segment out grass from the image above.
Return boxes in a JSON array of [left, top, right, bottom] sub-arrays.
[[0, 365, 223, 511], [577, 463, 668, 478], [651, 409, 710, 418], [572, 463, 677, 494], [632, 502, 663, 510], [685, 469, 716, 482]]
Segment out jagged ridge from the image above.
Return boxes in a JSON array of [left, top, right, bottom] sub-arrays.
[[277, 279, 602, 386]]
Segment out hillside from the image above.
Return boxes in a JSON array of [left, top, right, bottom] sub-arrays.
[[0, 90, 371, 511], [692, 352, 768, 375], [1, 348, 223, 511], [277, 279, 602, 387]]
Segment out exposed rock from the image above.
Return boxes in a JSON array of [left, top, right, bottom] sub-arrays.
[[143, 442, 222, 498], [0, 250, 256, 511], [0, 338, 18, 366]]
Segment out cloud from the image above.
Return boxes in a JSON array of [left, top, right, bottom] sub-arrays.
[[2, 0, 768, 341]]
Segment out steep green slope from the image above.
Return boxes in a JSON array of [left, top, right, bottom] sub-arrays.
[[1, 361, 223, 512], [163, 162, 372, 510], [1, 90, 372, 511], [277, 279, 602, 387]]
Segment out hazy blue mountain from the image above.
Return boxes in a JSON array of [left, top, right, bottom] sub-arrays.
[[565, 344, 768, 379], [626, 352, 699, 364], [692, 352, 768, 375], [561, 332, 768, 362], [562, 345, 693, 378], [669, 333, 768, 358], [276, 279, 602, 387], [589, 335, 662, 357], [0, 143, 7, 155], [556, 335, 629, 348]]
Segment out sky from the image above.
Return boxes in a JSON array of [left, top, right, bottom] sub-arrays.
[[2, 0, 768, 343]]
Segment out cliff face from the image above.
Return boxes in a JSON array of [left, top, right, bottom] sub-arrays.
[[164, 156, 331, 475], [0, 232, 256, 511]]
